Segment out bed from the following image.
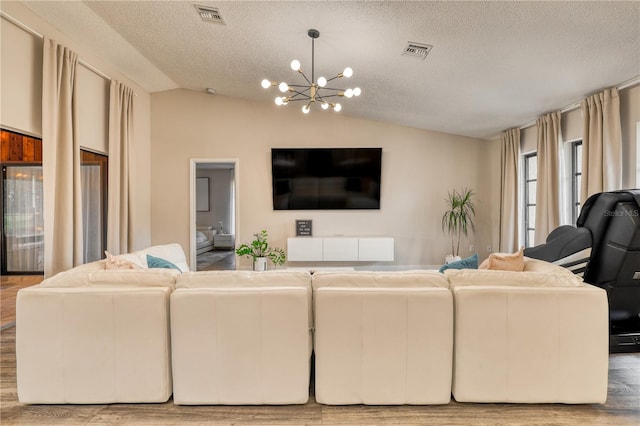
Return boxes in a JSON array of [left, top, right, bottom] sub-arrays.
[[196, 225, 217, 255]]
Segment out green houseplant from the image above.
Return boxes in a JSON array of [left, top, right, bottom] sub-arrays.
[[235, 230, 286, 271], [441, 188, 476, 262]]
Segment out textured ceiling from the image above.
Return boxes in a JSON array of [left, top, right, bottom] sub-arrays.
[[21, 1, 640, 139]]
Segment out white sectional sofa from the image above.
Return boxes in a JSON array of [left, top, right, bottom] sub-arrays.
[[170, 270, 313, 405], [16, 249, 609, 406], [312, 271, 453, 405], [446, 258, 609, 404], [16, 244, 188, 404]]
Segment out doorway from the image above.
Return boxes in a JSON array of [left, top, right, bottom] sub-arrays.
[[189, 159, 239, 271]]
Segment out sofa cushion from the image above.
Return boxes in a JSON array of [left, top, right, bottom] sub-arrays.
[[39, 269, 179, 288], [439, 253, 478, 273], [136, 243, 189, 272], [105, 251, 145, 270], [312, 270, 449, 290], [444, 268, 583, 288], [176, 270, 311, 289], [146, 254, 181, 271], [479, 247, 525, 271]]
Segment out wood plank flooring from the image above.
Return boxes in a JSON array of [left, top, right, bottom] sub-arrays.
[[0, 275, 42, 329]]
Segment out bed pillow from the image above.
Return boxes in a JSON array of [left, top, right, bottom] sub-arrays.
[[196, 231, 207, 243]]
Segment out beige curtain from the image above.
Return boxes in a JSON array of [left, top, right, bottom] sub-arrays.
[[107, 80, 135, 254], [580, 88, 622, 203], [499, 128, 520, 252], [42, 39, 83, 278], [535, 111, 562, 244]]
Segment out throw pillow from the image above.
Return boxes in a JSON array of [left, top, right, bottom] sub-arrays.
[[439, 253, 479, 273], [104, 251, 144, 270], [479, 247, 525, 271], [146, 254, 181, 271]]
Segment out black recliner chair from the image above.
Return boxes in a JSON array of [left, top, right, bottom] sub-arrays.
[[525, 190, 640, 352]]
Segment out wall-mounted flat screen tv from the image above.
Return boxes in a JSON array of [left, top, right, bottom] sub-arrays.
[[271, 148, 382, 210]]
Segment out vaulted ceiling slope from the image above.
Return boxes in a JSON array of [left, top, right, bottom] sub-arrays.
[[21, 1, 640, 139]]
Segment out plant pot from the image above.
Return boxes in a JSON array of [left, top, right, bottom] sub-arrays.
[[445, 254, 462, 264], [253, 257, 267, 271]]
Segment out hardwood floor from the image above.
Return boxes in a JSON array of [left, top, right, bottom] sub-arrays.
[[1, 275, 639, 425], [0, 275, 42, 329]]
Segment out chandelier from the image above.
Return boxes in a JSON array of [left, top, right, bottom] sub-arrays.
[[261, 29, 361, 114]]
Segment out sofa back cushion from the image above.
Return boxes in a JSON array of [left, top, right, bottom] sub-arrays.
[[39, 269, 179, 288], [445, 268, 583, 289], [312, 270, 449, 290], [176, 270, 311, 289]]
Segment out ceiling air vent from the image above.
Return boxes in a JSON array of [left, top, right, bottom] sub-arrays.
[[194, 5, 226, 25], [403, 42, 433, 60]]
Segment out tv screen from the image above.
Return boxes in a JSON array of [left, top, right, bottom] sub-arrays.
[[271, 148, 382, 210]]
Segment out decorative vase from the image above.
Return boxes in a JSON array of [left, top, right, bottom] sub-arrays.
[[445, 254, 462, 264], [253, 257, 267, 271]]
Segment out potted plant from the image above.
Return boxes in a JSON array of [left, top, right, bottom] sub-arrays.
[[235, 229, 286, 271], [441, 188, 476, 263]]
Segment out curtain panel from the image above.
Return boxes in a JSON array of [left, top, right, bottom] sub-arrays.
[[499, 128, 520, 252], [42, 39, 83, 278], [107, 80, 135, 254], [535, 111, 562, 244], [580, 88, 622, 203]]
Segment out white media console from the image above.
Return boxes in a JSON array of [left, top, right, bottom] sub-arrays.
[[287, 237, 394, 262]]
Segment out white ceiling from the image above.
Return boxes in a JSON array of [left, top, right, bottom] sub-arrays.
[[21, 1, 640, 139]]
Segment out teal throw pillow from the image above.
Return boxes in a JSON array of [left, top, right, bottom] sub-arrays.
[[438, 253, 479, 273], [146, 254, 181, 271]]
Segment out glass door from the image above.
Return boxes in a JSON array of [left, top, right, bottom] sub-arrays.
[[1, 165, 44, 274]]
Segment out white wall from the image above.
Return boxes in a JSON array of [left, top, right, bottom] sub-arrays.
[[0, 2, 152, 249], [151, 89, 494, 268], [0, 15, 42, 136]]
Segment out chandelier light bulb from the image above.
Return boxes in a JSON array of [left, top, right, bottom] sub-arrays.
[[321, 102, 329, 110], [353, 87, 361, 96], [317, 76, 327, 87], [291, 59, 301, 71], [275, 97, 284, 106], [343, 67, 353, 78], [302, 104, 311, 114], [344, 88, 354, 98], [261, 79, 271, 89], [278, 82, 289, 93], [334, 103, 342, 112]]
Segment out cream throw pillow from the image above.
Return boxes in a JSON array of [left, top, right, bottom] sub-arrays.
[[105, 251, 145, 270], [479, 247, 525, 271]]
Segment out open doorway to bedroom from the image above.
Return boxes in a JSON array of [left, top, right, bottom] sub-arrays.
[[190, 159, 238, 271]]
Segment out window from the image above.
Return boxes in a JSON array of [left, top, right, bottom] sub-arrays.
[[80, 150, 108, 263], [571, 141, 582, 224], [524, 153, 537, 247], [1, 129, 44, 275]]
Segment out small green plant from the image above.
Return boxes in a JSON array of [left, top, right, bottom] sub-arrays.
[[442, 188, 476, 257], [235, 230, 286, 266]]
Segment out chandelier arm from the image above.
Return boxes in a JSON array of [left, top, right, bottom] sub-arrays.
[[297, 71, 313, 86], [285, 98, 311, 102], [326, 75, 343, 83], [316, 94, 342, 99], [288, 84, 313, 89], [319, 87, 347, 91], [288, 89, 311, 97]]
